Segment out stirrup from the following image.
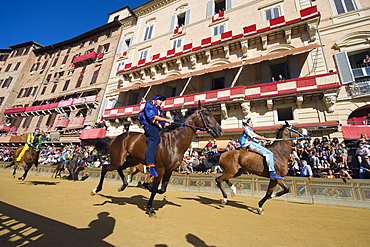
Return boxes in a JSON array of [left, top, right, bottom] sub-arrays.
[[148, 167, 158, 177], [269, 171, 284, 180]]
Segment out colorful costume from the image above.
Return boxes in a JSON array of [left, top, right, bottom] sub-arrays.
[[239, 119, 284, 180], [139, 95, 168, 177], [16, 132, 43, 163]]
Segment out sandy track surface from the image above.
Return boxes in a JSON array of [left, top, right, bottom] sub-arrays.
[[0, 170, 369, 247]]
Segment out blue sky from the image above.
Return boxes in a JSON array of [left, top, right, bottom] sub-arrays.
[[0, 0, 147, 49]]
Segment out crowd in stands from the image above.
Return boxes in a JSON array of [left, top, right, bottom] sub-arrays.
[[1, 133, 370, 179]]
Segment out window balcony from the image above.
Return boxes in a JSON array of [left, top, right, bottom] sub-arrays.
[[352, 66, 370, 78], [55, 118, 70, 128], [72, 52, 97, 67], [348, 79, 370, 96]]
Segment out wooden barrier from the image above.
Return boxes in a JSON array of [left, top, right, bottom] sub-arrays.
[[1, 163, 369, 209]]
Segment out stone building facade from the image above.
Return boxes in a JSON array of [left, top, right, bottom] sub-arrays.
[[102, 0, 370, 147], [0, 21, 123, 143], [1, 0, 369, 147]]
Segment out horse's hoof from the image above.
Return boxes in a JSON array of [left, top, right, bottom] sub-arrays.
[[90, 188, 97, 196], [12, 175, 15, 179], [230, 185, 237, 197], [18, 177, 24, 181], [257, 208, 264, 215], [221, 198, 227, 205], [148, 212, 157, 218]]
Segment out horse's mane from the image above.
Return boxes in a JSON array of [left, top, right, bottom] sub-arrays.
[[162, 107, 198, 132]]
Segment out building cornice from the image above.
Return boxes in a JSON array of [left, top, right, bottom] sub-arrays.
[[133, 0, 179, 17]]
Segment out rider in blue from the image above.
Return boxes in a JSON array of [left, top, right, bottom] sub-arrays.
[[239, 118, 284, 180], [140, 95, 174, 177]]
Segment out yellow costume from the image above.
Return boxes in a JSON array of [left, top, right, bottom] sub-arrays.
[[16, 131, 43, 162]]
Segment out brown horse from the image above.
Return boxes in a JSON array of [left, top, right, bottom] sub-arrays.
[[51, 159, 65, 178], [89, 104, 222, 217], [127, 164, 151, 184], [216, 122, 308, 215], [11, 146, 40, 180], [51, 152, 86, 180]]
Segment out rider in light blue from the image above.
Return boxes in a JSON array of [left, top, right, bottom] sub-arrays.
[[239, 118, 284, 180]]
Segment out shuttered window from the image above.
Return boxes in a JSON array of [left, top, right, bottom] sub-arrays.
[[144, 25, 154, 41], [334, 51, 355, 84], [265, 7, 281, 20], [76, 75, 84, 88], [333, 0, 356, 15]]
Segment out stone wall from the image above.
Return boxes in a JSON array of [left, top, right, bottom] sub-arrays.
[[2, 163, 369, 209]]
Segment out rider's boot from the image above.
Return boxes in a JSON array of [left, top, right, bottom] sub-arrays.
[[147, 164, 158, 177], [269, 171, 284, 180]]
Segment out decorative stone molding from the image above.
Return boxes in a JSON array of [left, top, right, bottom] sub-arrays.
[[135, 0, 178, 17], [140, 70, 145, 80], [162, 63, 168, 74], [307, 22, 317, 42], [176, 58, 182, 71], [221, 103, 228, 119], [190, 55, 197, 69], [205, 50, 211, 64], [323, 93, 337, 113], [285, 29, 292, 44], [296, 95, 304, 108], [241, 40, 249, 58], [128, 73, 134, 82], [267, 99, 273, 110], [240, 102, 251, 117], [150, 66, 156, 79], [175, 4, 189, 15], [334, 31, 370, 51], [261, 36, 268, 50], [181, 108, 187, 116], [223, 45, 230, 59]]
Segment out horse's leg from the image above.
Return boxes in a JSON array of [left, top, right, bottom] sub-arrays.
[[12, 163, 17, 178], [117, 166, 129, 192], [257, 179, 278, 215], [157, 172, 173, 194], [147, 177, 161, 218], [275, 180, 289, 197], [91, 165, 109, 196], [19, 165, 30, 180], [215, 177, 228, 203]]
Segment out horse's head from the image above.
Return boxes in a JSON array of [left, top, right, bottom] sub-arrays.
[[277, 121, 308, 140], [184, 102, 222, 138]]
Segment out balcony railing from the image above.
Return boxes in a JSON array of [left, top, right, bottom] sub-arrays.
[[72, 52, 97, 67], [352, 66, 370, 78], [349, 80, 370, 96]]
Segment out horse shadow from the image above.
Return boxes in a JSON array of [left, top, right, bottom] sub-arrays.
[[186, 233, 217, 247], [94, 194, 182, 214], [18, 181, 60, 186], [179, 195, 258, 214]]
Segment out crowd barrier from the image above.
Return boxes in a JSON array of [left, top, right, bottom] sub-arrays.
[[1, 163, 369, 209]]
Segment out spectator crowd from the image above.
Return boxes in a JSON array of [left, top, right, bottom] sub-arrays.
[[1, 133, 369, 179]]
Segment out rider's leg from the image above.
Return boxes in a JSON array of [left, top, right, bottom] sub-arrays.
[[249, 142, 284, 180], [16, 145, 30, 163], [144, 125, 161, 177]]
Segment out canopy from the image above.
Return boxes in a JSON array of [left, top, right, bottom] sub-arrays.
[[342, 126, 370, 139]]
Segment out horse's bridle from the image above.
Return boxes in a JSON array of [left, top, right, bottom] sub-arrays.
[[275, 126, 307, 141], [172, 109, 209, 132]]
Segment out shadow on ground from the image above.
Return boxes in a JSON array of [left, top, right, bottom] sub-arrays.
[[0, 201, 115, 246], [179, 195, 258, 214]]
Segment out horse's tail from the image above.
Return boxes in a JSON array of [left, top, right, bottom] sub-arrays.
[[80, 136, 113, 155]]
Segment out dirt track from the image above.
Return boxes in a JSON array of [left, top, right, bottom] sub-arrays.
[[0, 170, 369, 247]]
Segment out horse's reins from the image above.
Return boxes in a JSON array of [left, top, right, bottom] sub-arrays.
[[171, 109, 208, 132], [273, 126, 306, 141]]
